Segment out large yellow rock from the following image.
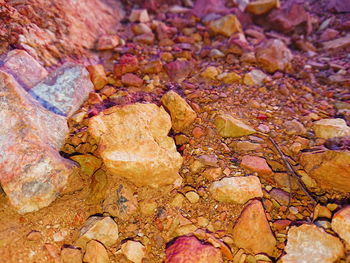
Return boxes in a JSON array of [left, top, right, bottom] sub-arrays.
[[214, 114, 256, 137], [246, 0, 280, 15], [313, 118, 350, 139], [161, 91, 197, 132], [88, 103, 183, 187]]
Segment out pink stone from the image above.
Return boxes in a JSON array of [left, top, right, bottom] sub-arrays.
[[164, 60, 192, 83], [241, 155, 273, 176], [121, 73, 143, 87], [96, 35, 120, 50]]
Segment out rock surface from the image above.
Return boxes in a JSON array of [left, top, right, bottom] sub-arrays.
[[332, 206, 350, 246], [313, 119, 350, 139], [0, 70, 76, 213], [84, 240, 110, 263], [232, 200, 276, 256], [121, 240, 146, 263], [165, 235, 223, 263], [241, 155, 273, 176], [214, 114, 256, 137], [61, 247, 83, 263], [161, 91, 197, 132], [88, 103, 183, 187], [210, 176, 263, 204], [29, 64, 94, 117], [282, 224, 344, 263]]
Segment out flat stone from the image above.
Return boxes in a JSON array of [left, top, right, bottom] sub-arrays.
[[332, 206, 350, 246], [214, 114, 256, 138], [161, 91, 197, 132], [313, 118, 350, 139], [282, 224, 344, 263], [84, 240, 110, 263], [75, 216, 119, 248], [29, 64, 94, 117], [0, 70, 76, 213], [1, 49, 48, 90], [284, 120, 307, 135], [209, 14, 242, 37], [322, 35, 350, 51], [61, 247, 83, 263], [241, 155, 273, 176], [166, 235, 223, 263], [246, 0, 280, 15], [88, 103, 183, 187], [232, 200, 276, 256], [121, 240, 146, 263], [210, 176, 263, 204]]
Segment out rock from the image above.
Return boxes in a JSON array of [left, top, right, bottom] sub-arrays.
[[185, 191, 200, 203], [201, 66, 219, 80], [209, 15, 242, 37], [281, 224, 344, 263], [114, 54, 139, 77], [87, 64, 108, 91], [87, 169, 108, 204], [102, 184, 138, 220], [164, 60, 192, 83], [327, 0, 350, 13], [96, 35, 120, 50], [165, 235, 223, 263], [232, 200, 276, 256], [246, 0, 280, 15], [142, 60, 163, 74], [230, 141, 262, 152], [313, 118, 350, 139], [203, 167, 223, 181], [332, 206, 350, 245], [269, 188, 290, 206], [129, 9, 150, 23], [241, 156, 273, 176], [210, 176, 263, 204], [135, 32, 155, 45], [121, 73, 143, 87], [0, 70, 77, 213], [255, 39, 293, 73], [75, 216, 119, 248], [284, 120, 307, 135], [132, 23, 152, 35], [161, 91, 197, 132], [88, 103, 183, 187], [29, 64, 94, 117], [121, 240, 146, 263], [243, 69, 267, 86], [1, 49, 48, 90], [192, 0, 227, 17], [83, 240, 110, 263], [217, 72, 242, 84], [61, 247, 83, 263], [70, 154, 102, 178], [214, 114, 256, 138]]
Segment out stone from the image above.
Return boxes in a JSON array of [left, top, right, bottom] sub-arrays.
[[87, 64, 108, 90], [284, 120, 307, 135], [281, 224, 344, 263], [75, 216, 119, 248], [322, 35, 350, 51], [192, 0, 227, 17], [209, 15, 242, 37], [165, 235, 223, 263], [203, 167, 223, 181], [327, 0, 350, 13], [214, 114, 256, 138], [161, 91, 197, 132], [255, 39, 293, 73], [1, 49, 48, 90], [0, 70, 77, 213], [121, 73, 143, 87], [114, 54, 139, 77], [201, 66, 219, 80], [185, 191, 200, 203], [232, 200, 276, 256], [269, 188, 290, 206], [300, 149, 350, 192], [121, 240, 146, 263], [313, 119, 350, 139], [230, 141, 262, 152], [132, 23, 152, 35], [142, 60, 163, 74], [29, 64, 94, 117], [135, 33, 155, 45], [96, 35, 120, 50], [241, 156, 273, 176], [87, 169, 108, 204], [70, 154, 102, 178], [243, 69, 267, 86], [129, 9, 150, 23], [102, 184, 138, 220], [209, 176, 263, 204], [88, 103, 183, 187], [83, 240, 110, 263], [164, 60, 192, 83], [246, 0, 280, 15], [61, 247, 83, 263], [332, 206, 350, 245], [217, 72, 242, 84]]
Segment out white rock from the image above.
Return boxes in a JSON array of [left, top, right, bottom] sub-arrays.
[[121, 240, 146, 263], [331, 206, 350, 246], [313, 118, 350, 139]]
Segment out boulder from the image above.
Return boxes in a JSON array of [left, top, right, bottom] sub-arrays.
[[313, 118, 350, 139], [161, 91, 197, 132], [282, 224, 344, 263], [255, 39, 293, 73], [29, 64, 94, 117], [332, 206, 350, 246], [0, 70, 76, 213], [214, 114, 256, 137], [209, 176, 263, 204], [232, 200, 276, 256], [88, 103, 183, 187]]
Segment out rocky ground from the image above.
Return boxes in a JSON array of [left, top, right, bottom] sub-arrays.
[[0, 0, 350, 262]]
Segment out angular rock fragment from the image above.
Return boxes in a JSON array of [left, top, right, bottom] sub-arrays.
[[246, 0, 280, 15], [165, 235, 223, 263], [332, 206, 350, 246], [282, 224, 344, 263], [255, 39, 293, 73], [209, 15, 242, 37], [313, 118, 350, 139], [210, 176, 263, 204], [243, 69, 267, 86], [61, 247, 83, 263], [322, 35, 350, 51], [164, 60, 192, 83], [96, 35, 120, 51], [129, 9, 150, 23], [232, 200, 276, 256], [121, 73, 143, 87], [88, 103, 183, 187], [1, 49, 48, 90], [214, 114, 256, 137], [70, 154, 102, 178], [87, 64, 108, 90], [161, 91, 197, 132], [29, 64, 94, 117], [84, 240, 110, 263], [121, 240, 145, 263], [241, 155, 273, 176], [0, 70, 76, 213]]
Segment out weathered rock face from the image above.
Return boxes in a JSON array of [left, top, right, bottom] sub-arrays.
[[282, 224, 344, 263], [0, 0, 124, 66], [300, 149, 350, 192], [332, 206, 350, 246], [0, 70, 76, 213], [29, 64, 94, 117], [88, 103, 183, 187]]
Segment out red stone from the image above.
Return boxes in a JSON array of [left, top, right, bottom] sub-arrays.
[[192, 0, 228, 17], [121, 73, 143, 87], [114, 54, 139, 77], [164, 60, 192, 83], [240, 155, 273, 176]]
